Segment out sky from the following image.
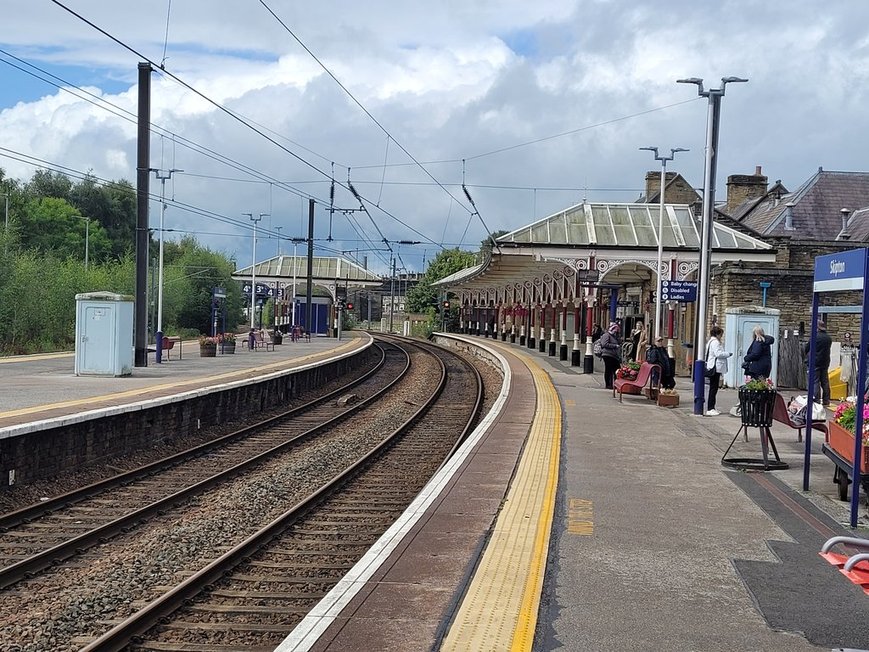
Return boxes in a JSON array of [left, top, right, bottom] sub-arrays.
[[2, 0, 869, 275]]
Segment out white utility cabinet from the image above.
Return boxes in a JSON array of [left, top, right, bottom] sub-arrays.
[[723, 306, 780, 388], [74, 292, 134, 376]]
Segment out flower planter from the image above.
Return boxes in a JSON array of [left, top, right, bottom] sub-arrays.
[[219, 341, 236, 354], [738, 388, 776, 427], [828, 420, 869, 469], [199, 343, 217, 358]]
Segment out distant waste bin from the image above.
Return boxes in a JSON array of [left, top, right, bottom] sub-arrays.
[[74, 292, 134, 377]]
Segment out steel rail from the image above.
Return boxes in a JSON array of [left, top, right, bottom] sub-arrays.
[[0, 344, 409, 590], [81, 339, 450, 651]]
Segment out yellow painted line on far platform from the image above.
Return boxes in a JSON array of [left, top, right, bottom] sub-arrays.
[[0, 341, 358, 420]]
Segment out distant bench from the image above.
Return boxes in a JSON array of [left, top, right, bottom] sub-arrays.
[[242, 332, 275, 351], [149, 336, 182, 360], [613, 361, 661, 403]]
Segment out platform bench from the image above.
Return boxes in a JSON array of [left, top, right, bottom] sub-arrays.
[[613, 361, 661, 403]]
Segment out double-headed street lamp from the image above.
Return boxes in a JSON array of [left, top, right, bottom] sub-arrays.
[[678, 76, 748, 415], [150, 168, 182, 363], [244, 212, 268, 329], [639, 146, 688, 346]]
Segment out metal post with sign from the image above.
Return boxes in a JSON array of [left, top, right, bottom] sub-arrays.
[[807, 248, 869, 528]]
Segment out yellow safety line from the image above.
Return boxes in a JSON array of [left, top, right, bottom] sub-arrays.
[[0, 340, 360, 420], [441, 343, 561, 652]]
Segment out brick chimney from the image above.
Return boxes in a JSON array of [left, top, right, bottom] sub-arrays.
[[645, 171, 678, 202], [725, 165, 768, 214]]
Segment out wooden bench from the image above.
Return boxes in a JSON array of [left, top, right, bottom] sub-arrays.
[[253, 331, 274, 351], [613, 361, 661, 403], [772, 393, 828, 443]]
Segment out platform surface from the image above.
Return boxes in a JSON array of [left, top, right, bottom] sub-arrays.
[[0, 333, 368, 433]]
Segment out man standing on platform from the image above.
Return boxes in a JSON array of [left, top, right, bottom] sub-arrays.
[[807, 321, 833, 406]]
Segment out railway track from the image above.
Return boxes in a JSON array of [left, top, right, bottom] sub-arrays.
[[0, 342, 405, 589], [78, 336, 484, 651]]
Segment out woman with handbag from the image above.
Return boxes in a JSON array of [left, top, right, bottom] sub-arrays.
[[705, 326, 733, 416]]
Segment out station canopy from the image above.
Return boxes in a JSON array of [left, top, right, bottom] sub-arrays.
[[434, 201, 775, 290], [233, 255, 383, 290]]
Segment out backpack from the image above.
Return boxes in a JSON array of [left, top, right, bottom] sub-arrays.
[[593, 339, 603, 358]]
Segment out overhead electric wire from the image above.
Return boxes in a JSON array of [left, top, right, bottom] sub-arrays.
[[48, 1, 445, 251], [257, 1, 482, 230], [0, 48, 325, 204]]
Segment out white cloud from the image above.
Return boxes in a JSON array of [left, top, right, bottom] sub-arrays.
[[2, 1, 869, 273]]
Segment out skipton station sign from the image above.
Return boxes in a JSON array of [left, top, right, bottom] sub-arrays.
[[813, 248, 869, 293]]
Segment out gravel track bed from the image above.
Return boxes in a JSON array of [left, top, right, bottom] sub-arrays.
[[0, 345, 442, 651]]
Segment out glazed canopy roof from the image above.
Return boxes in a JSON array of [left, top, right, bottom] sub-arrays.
[[499, 201, 772, 250]]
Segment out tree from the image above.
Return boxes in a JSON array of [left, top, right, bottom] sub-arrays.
[[405, 248, 476, 313], [480, 229, 509, 259], [20, 197, 112, 262], [70, 175, 136, 258], [25, 170, 72, 201]]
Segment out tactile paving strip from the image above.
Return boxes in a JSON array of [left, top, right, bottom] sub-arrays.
[[441, 344, 561, 652]]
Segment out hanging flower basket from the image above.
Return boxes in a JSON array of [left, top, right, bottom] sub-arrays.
[[738, 388, 776, 427]]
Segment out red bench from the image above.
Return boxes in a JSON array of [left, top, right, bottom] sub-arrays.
[[772, 392, 827, 443], [613, 361, 662, 403]]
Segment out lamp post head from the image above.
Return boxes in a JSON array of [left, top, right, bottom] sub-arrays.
[[677, 77, 704, 92], [639, 146, 659, 156], [722, 76, 749, 85], [671, 147, 689, 155]]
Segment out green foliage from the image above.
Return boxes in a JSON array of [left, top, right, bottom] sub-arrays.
[[0, 166, 247, 353], [20, 197, 113, 263], [406, 248, 476, 313]]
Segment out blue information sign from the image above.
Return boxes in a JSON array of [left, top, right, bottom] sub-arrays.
[[660, 280, 697, 302], [813, 248, 868, 292]]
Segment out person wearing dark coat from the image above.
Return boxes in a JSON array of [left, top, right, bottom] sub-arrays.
[[742, 326, 774, 379], [599, 322, 622, 389], [646, 336, 675, 389], [804, 321, 833, 406]]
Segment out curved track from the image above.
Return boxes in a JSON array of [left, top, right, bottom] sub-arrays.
[[80, 336, 484, 651], [0, 343, 405, 589]]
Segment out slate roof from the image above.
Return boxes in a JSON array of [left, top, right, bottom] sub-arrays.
[[736, 170, 869, 240]]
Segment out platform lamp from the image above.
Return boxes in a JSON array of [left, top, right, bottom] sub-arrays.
[[244, 212, 266, 329], [639, 146, 688, 346], [677, 75, 748, 415]]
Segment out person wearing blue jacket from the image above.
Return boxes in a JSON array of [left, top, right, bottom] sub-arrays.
[[742, 326, 774, 380]]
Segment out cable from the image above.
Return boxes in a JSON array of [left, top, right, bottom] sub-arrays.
[[258, 0, 477, 220], [0, 48, 324, 204], [465, 98, 701, 161], [47, 2, 446, 250]]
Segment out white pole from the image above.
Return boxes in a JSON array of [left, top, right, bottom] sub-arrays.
[[292, 241, 297, 328], [84, 217, 89, 271], [251, 217, 258, 328]]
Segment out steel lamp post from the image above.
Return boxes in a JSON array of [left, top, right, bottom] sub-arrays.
[[639, 146, 688, 342], [678, 76, 748, 415]]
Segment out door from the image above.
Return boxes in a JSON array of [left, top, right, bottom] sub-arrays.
[[81, 305, 115, 374], [737, 316, 778, 385]]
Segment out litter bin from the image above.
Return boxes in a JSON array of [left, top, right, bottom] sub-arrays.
[[74, 292, 134, 376]]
